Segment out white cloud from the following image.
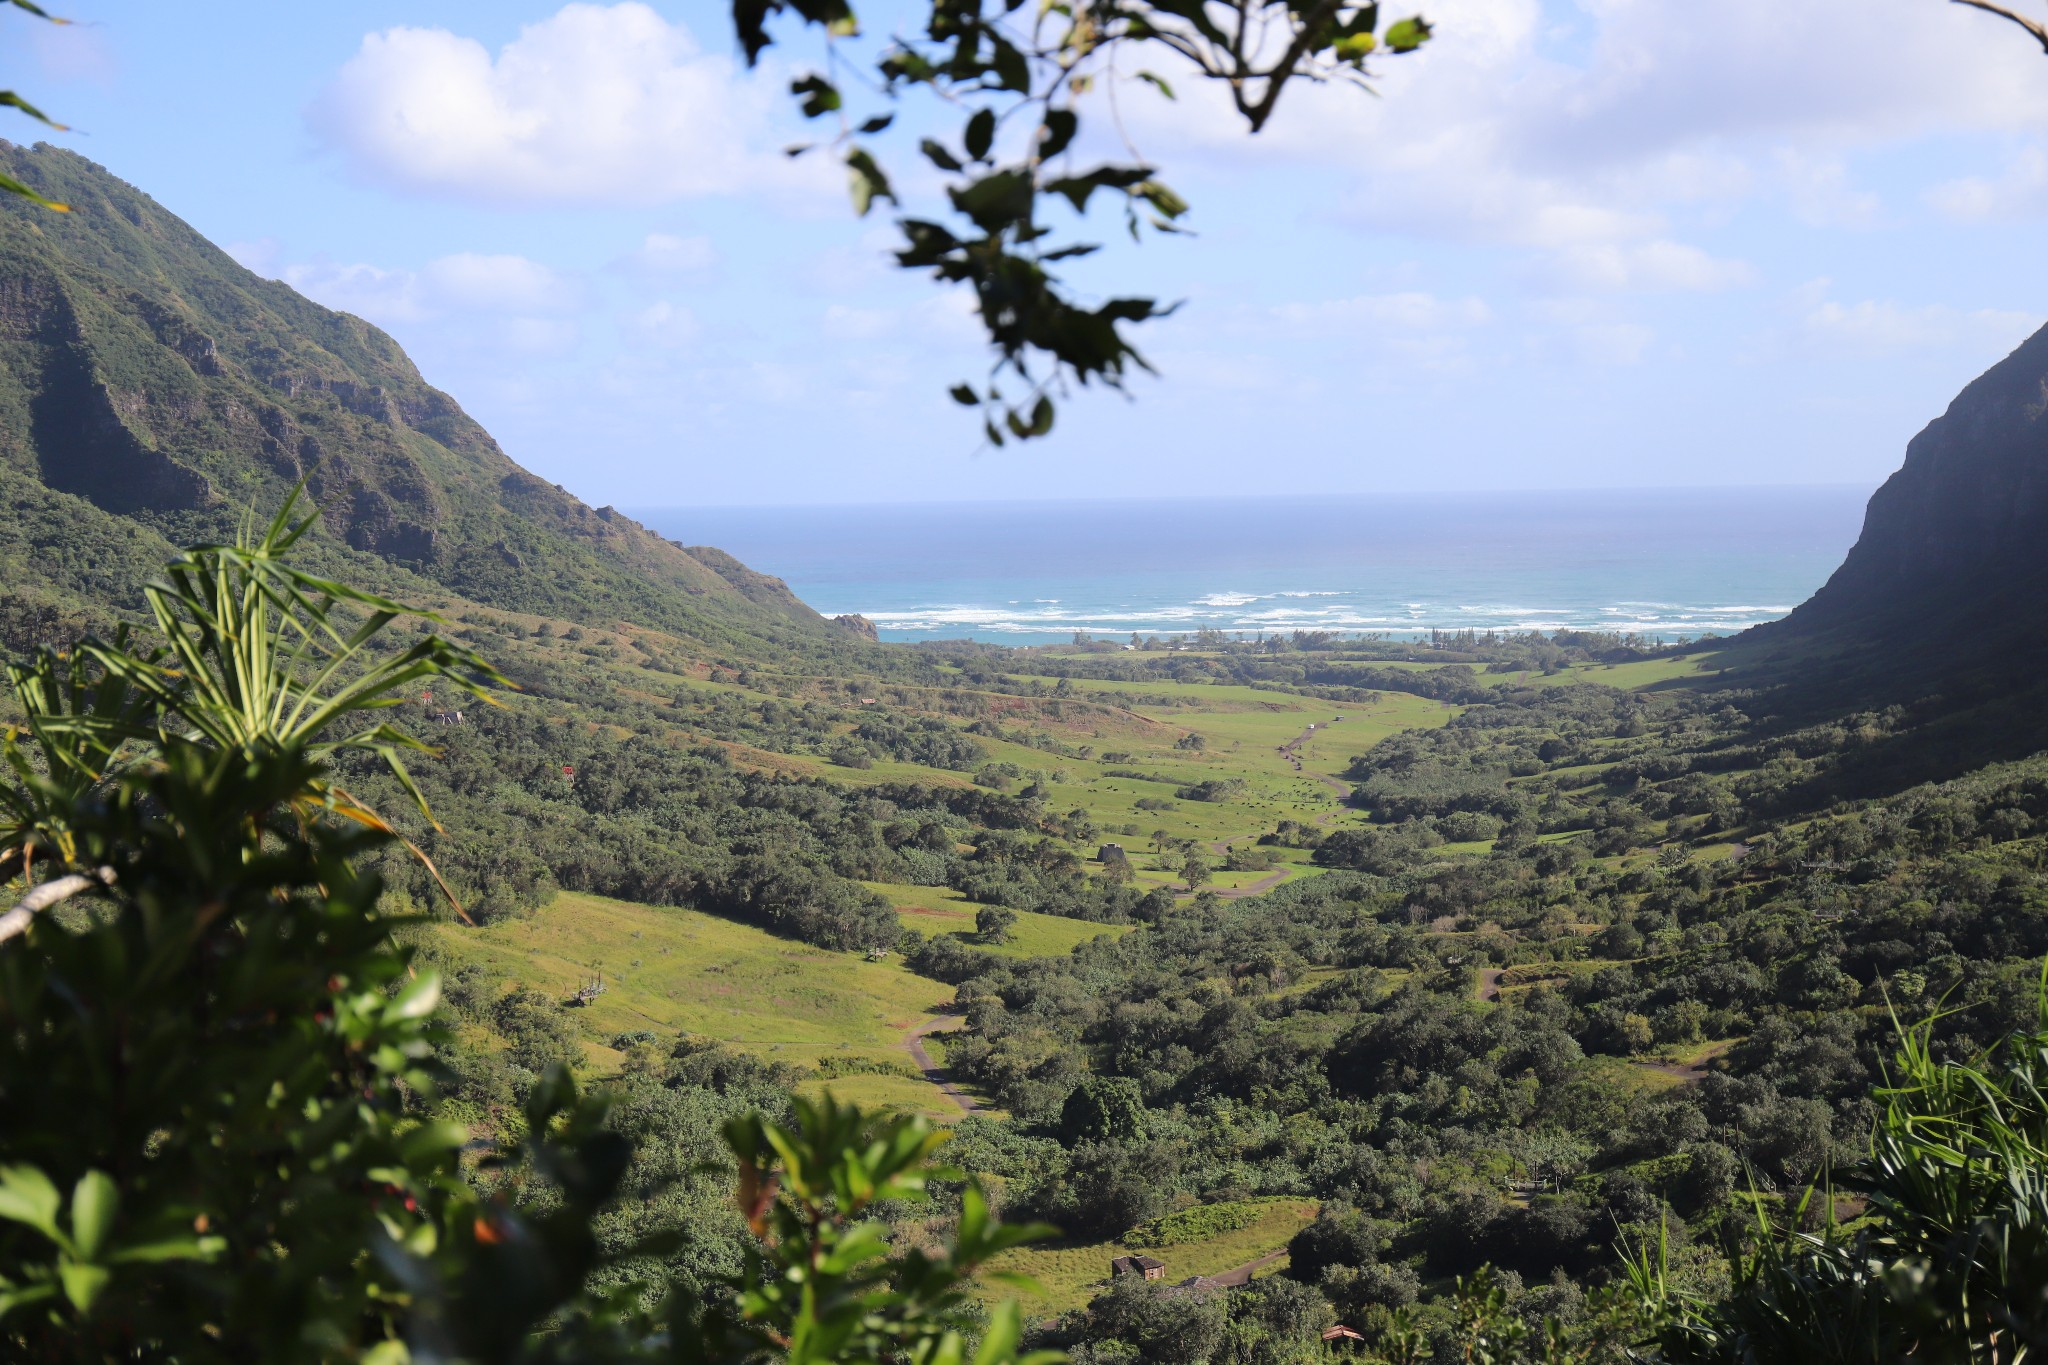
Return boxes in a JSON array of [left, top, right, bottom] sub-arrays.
[[1799, 289, 2035, 353], [1548, 240, 1753, 293], [1774, 151, 1882, 228], [1566, 322, 1655, 367], [308, 3, 823, 206], [816, 293, 982, 346], [627, 300, 703, 348], [1272, 292, 1493, 331], [279, 253, 579, 327], [421, 253, 582, 312], [821, 305, 899, 343], [496, 319, 583, 355], [620, 232, 719, 276], [1929, 147, 2048, 221], [1122, 0, 2048, 288]]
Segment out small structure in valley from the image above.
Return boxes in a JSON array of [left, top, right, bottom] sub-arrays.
[[1097, 842, 1128, 864], [1322, 1326, 1365, 1345], [1110, 1254, 1166, 1281], [570, 975, 606, 1007]]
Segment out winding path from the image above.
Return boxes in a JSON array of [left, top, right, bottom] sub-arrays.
[[905, 1013, 982, 1114], [1211, 1249, 1287, 1287], [1215, 868, 1292, 899]]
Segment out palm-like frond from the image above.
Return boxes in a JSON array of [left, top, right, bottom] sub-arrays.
[[2, 484, 507, 910], [0, 627, 153, 871], [79, 485, 503, 824]]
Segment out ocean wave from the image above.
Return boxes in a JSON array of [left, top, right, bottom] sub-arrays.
[[848, 591, 1798, 640]]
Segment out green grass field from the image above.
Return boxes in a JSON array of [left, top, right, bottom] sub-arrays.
[[984, 1198, 1317, 1313], [436, 891, 962, 1113], [866, 882, 1133, 957]]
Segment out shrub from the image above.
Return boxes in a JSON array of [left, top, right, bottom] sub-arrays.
[[1125, 1199, 1266, 1248]]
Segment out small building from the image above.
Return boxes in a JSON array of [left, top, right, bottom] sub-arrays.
[[1322, 1326, 1365, 1344], [1110, 1254, 1166, 1281], [1173, 1275, 1226, 1293], [1097, 842, 1128, 864]]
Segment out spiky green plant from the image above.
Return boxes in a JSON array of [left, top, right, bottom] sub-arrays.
[[0, 484, 501, 920], [1642, 980, 2048, 1363]]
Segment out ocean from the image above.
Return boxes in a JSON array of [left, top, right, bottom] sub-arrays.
[[631, 486, 1871, 646]]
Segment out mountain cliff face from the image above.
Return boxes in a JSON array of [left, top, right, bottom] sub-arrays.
[[1779, 321, 2048, 646], [0, 142, 834, 654], [1731, 319, 2048, 778]]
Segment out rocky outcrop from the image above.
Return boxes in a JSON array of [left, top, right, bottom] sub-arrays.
[[1778, 321, 2048, 639], [833, 613, 880, 641], [1733, 318, 2048, 781]]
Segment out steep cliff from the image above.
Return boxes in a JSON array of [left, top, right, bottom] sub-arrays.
[[1731, 319, 2048, 776], [1779, 321, 2048, 648], [0, 141, 827, 655]]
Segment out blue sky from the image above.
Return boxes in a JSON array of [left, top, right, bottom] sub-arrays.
[[9, 0, 2048, 506]]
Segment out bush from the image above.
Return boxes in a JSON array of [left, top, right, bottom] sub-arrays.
[[1126, 1199, 1265, 1247]]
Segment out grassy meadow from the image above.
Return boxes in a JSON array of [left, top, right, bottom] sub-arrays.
[[437, 891, 963, 1114], [866, 881, 1133, 958], [984, 1198, 1318, 1314]]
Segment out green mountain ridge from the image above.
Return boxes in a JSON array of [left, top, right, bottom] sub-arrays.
[[0, 140, 844, 658]]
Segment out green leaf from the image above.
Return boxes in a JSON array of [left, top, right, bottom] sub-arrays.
[[1136, 70, 1175, 99], [964, 107, 996, 161], [858, 113, 894, 133], [0, 166, 67, 211], [988, 34, 1030, 91], [57, 1260, 108, 1313], [921, 138, 964, 172], [790, 74, 842, 118], [1038, 109, 1078, 160], [108, 1234, 226, 1265], [1043, 165, 1154, 213], [68, 1171, 116, 1262], [386, 971, 443, 1021], [399, 1119, 470, 1162], [948, 170, 1032, 232], [0, 1165, 63, 1242], [0, 90, 66, 130], [1384, 16, 1433, 51], [1335, 31, 1376, 58], [973, 1300, 1025, 1365], [949, 384, 979, 405], [0, 1282, 56, 1321], [1027, 395, 1054, 437], [845, 147, 895, 216], [1136, 180, 1189, 219]]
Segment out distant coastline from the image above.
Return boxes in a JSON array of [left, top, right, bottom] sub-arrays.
[[634, 486, 1871, 646]]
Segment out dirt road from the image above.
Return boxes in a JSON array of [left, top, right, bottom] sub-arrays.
[[905, 1013, 981, 1114]]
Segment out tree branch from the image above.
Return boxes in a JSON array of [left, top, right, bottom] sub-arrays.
[[1953, 0, 2048, 53], [0, 866, 115, 945]]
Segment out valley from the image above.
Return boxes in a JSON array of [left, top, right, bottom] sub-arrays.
[[7, 139, 2048, 1358]]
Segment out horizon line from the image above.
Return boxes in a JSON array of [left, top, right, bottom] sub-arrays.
[[623, 481, 1877, 516]]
